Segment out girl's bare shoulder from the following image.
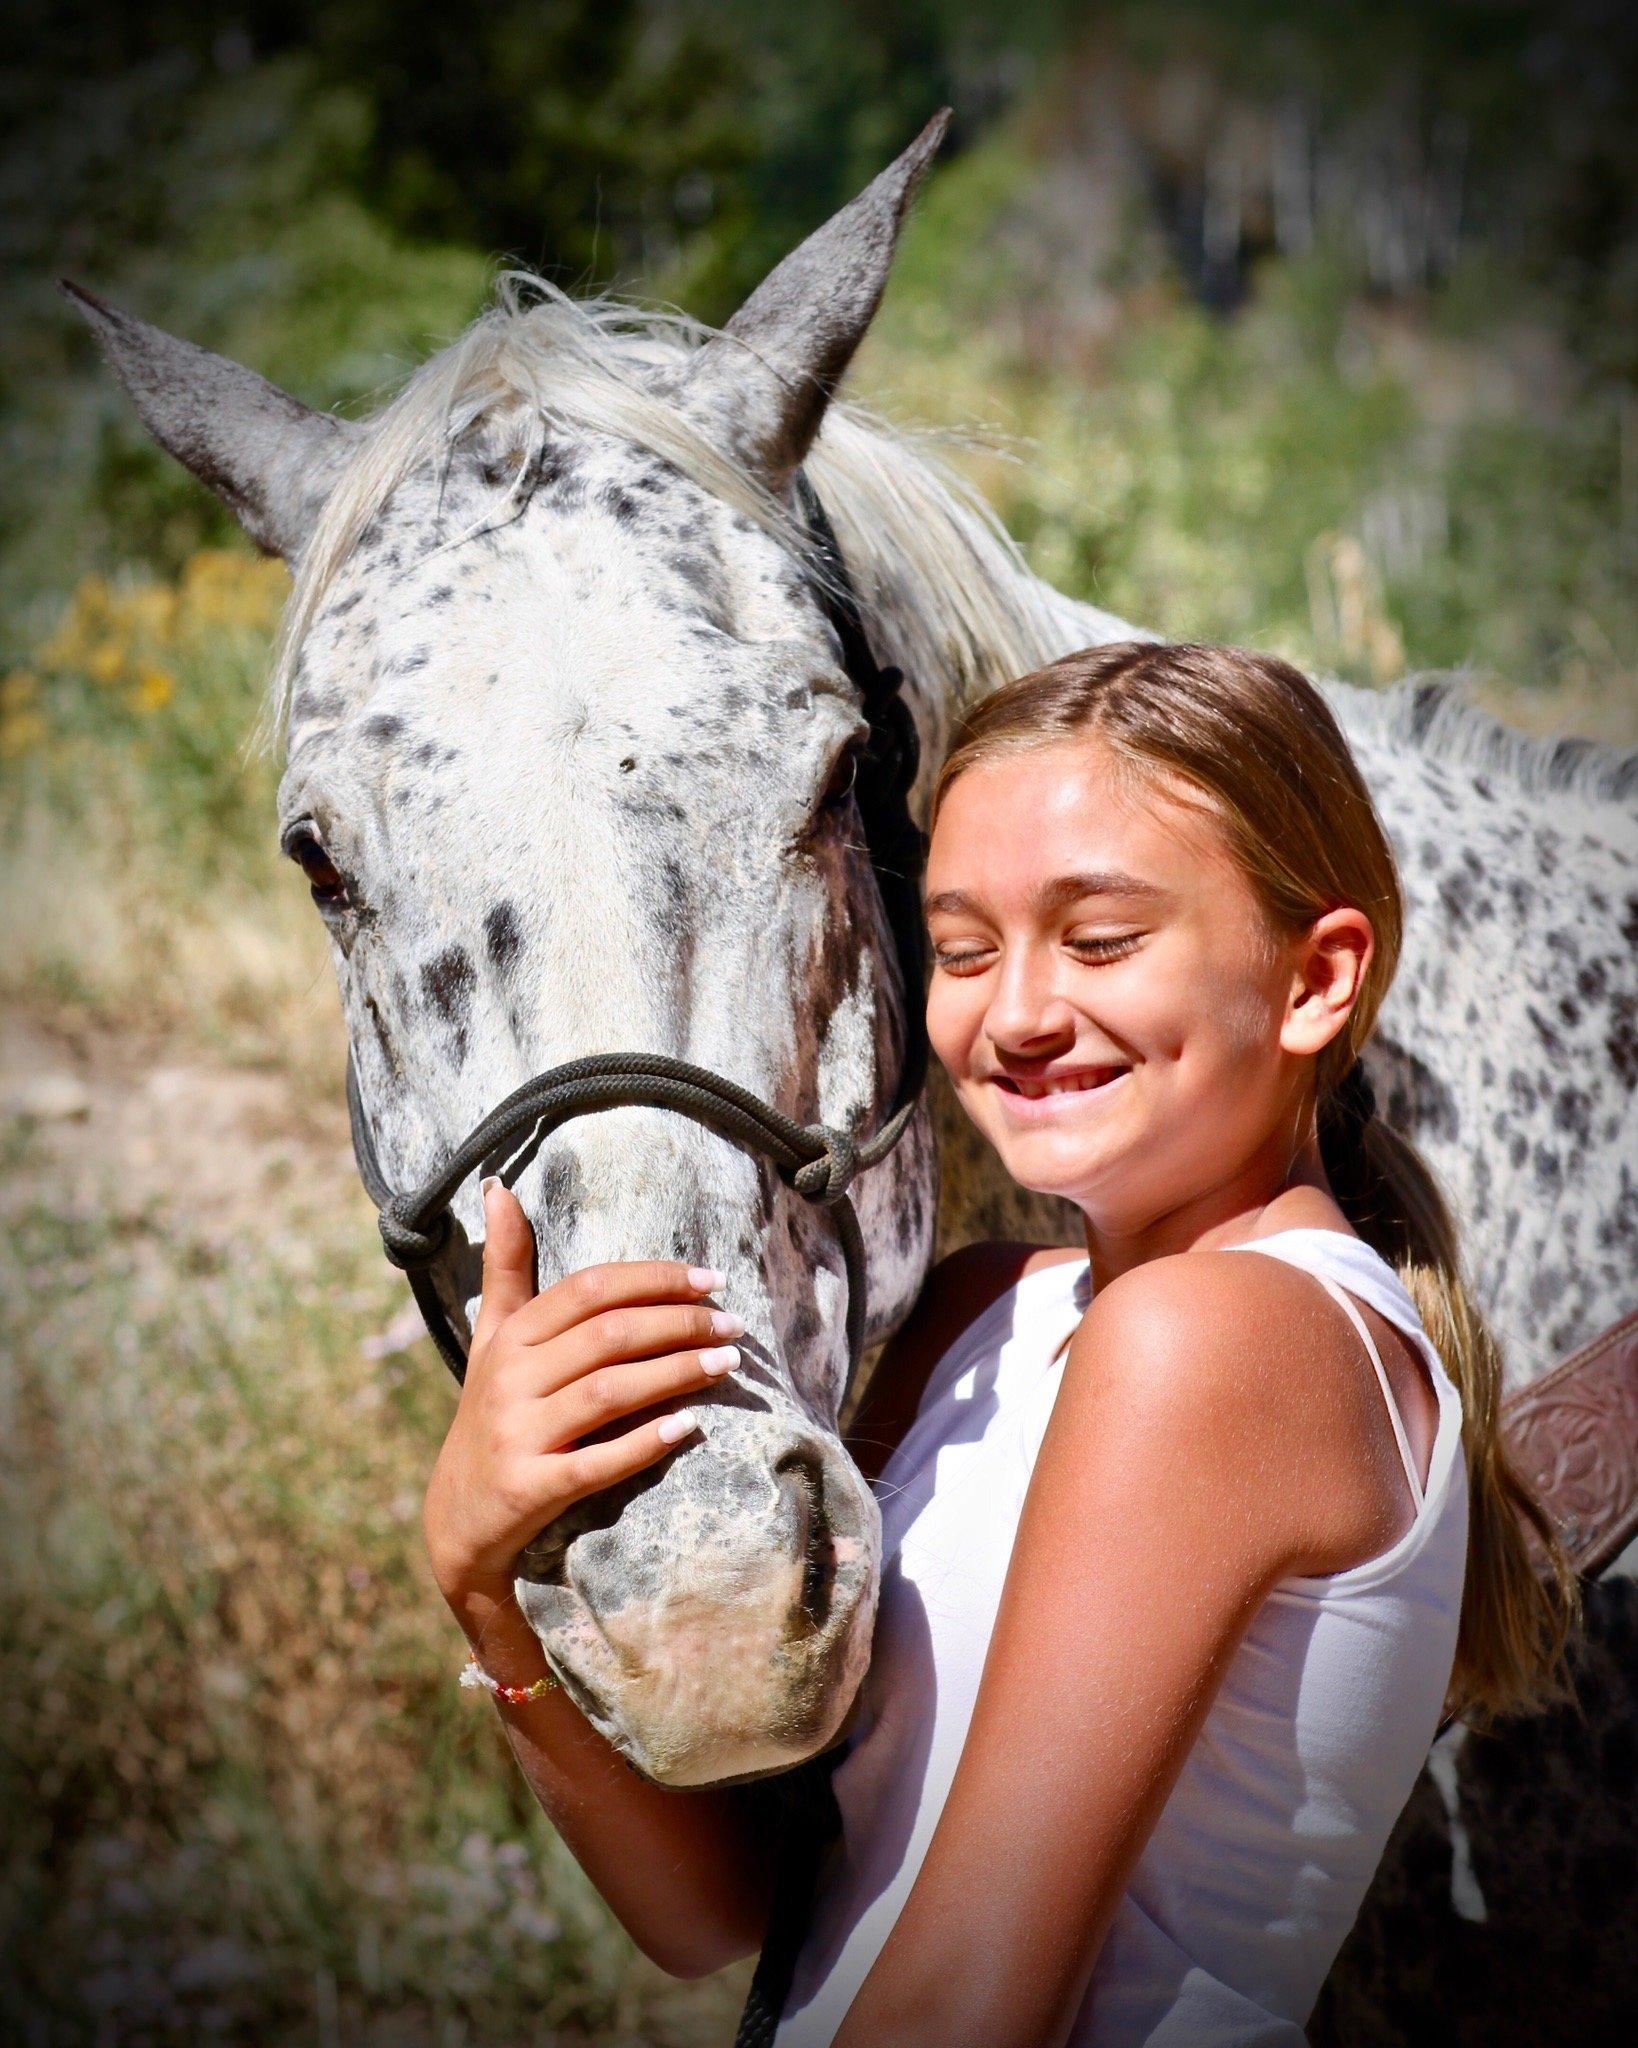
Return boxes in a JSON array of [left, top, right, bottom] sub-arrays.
[[1069, 1246, 1414, 1575]]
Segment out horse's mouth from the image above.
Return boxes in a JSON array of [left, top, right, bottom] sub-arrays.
[[513, 1451, 881, 1787]]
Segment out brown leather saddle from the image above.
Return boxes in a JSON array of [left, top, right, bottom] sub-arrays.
[[1503, 1305, 1638, 1580]]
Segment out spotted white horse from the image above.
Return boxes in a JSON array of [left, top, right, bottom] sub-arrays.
[[72, 114, 1637, 2043]]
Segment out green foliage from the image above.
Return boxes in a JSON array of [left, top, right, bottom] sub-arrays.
[[864, 129, 1636, 705]]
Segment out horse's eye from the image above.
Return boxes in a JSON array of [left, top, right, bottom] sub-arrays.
[[282, 823, 351, 909], [819, 742, 861, 816]]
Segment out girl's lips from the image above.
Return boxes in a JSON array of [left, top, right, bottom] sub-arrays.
[[988, 1066, 1131, 1122]]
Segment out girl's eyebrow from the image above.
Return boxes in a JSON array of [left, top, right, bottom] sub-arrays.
[[924, 870, 1168, 918]]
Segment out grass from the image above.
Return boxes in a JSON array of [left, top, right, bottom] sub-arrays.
[[0, 1060, 746, 2045]]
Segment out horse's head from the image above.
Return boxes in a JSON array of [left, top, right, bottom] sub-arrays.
[[68, 119, 949, 1785]]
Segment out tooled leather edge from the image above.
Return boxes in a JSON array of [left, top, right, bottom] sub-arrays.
[[1500, 1306, 1638, 1581]]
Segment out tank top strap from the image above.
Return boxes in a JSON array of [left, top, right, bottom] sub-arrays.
[[1222, 1230, 1439, 1509], [1309, 1273, 1425, 1510]]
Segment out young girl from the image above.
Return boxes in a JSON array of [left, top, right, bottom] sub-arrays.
[[423, 642, 1573, 2046]]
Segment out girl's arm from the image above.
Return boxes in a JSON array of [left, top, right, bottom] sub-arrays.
[[834, 1249, 1383, 2048], [439, 1586, 772, 1977], [423, 1185, 775, 1979]]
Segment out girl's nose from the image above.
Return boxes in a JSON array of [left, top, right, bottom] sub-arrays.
[[984, 951, 1078, 1056]]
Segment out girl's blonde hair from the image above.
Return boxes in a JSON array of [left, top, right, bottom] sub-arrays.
[[933, 641, 1577, 1722]]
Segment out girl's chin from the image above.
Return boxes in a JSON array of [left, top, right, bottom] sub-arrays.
[[977, 1115, 1129, 1204]]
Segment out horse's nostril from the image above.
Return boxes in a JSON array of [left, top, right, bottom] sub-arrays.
[[776, 1448, 836, 1636]]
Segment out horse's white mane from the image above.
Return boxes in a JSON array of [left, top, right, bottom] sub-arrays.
[[1344, 674, 1638, 808], [270, 271, 1065, 732]]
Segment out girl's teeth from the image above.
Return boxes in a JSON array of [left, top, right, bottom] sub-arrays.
[[1014, 1071, 1112, 1099]]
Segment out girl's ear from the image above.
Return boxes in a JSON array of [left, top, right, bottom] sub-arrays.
[[1280, 907, 1374, 1058]]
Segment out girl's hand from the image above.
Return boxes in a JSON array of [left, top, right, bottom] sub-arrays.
[[423, 1179, 743, 1612]]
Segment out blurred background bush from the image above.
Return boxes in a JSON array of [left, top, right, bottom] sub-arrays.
[[2, 2, 1635, 2042]]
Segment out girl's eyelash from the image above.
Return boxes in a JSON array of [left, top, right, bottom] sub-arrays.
[[931, 933, 1143, 973]]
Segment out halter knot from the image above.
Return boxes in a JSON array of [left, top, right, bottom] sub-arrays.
[[790, 1126, 859, 1206], [378, 1202, 452, 1271]]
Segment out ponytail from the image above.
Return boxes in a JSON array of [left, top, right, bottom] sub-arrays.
[[1319, 1069, 1579, 1723]]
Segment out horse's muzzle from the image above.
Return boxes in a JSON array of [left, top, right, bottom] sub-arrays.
[[513, 1406, 880, 1786]]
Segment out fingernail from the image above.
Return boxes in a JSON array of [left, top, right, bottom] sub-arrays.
[[709, 1309, 745, 1339], [688, 1265, 726, 1292], [658, 1409, 700, 1444], [699, 1344, 740, 1376], [481, 1176, 502, 1201]]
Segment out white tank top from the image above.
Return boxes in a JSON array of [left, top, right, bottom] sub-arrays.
[[775, 1229, 1468, 2047]]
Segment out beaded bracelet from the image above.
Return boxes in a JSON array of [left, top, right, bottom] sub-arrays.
[[459, 1657, 559, 1705]]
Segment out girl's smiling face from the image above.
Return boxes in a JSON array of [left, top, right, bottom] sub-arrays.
[[924, 740, 1337, 1236]]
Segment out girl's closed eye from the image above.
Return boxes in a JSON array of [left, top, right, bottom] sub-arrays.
[[1066, 930, 1144, 962], [930, 938, 997, 974]]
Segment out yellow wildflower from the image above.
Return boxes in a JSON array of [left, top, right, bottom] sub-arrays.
[[0, 708, 49, 759], [131, 663, 177, 713], [1, 668, 40, 712], [87, 640, 128, 686]]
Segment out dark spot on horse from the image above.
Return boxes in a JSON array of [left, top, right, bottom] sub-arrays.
[[1609, 996, 1638, 1090], [400, 647, 430, 674], [327, 588, 363, 618], [1373, 1044, 1461, 1145], [484, 901, 522, 971], [534, 1149, 586, 1221], [620, 756, 637, 773], [362, 713, 404, 744], [1527, 1005, 1565, 1059], [422, 946, 475, 1028], [293, 687, 343, 724], [1577, 959, 1608, 1004], [603, 486, 640, 525], [1555, 1086, 1593, 1147], [428, 585, 455, 605], [1621, 895, 1638, 954], [1438, 869, 1476, 928], [653, 856, 692, 943], [671, 553, 721, 601]]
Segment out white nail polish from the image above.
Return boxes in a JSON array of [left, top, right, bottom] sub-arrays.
[[709, 1309, 746, 1339], [480, 1175, 501, 1199], [700, 1344, 740, 1376], [658, 1409, 700, 1444], [688, 1265, 726, 1292]]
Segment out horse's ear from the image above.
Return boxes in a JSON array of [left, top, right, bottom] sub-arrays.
[[683, 109, 951, 489], [59, 281, 362, 562]]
